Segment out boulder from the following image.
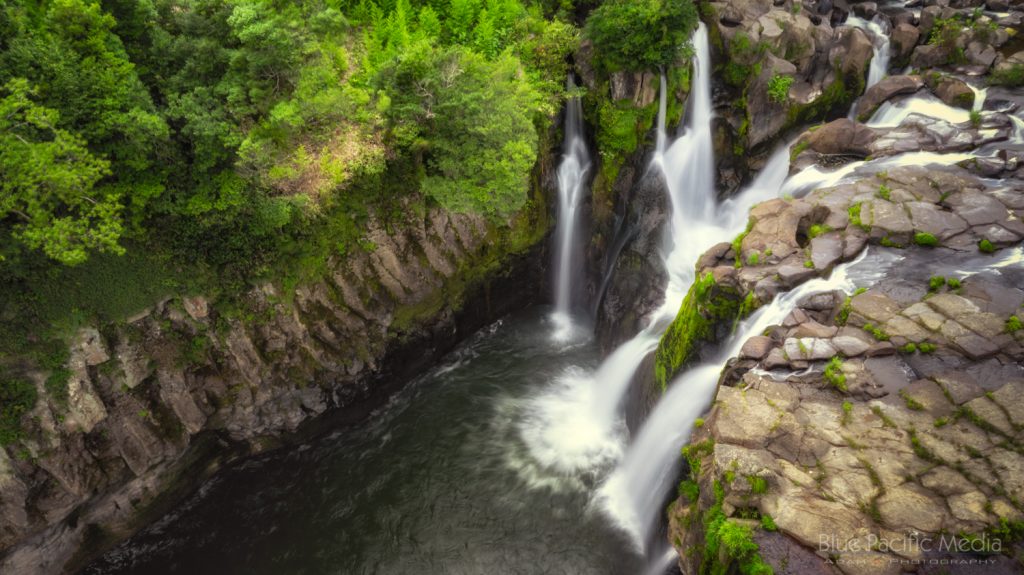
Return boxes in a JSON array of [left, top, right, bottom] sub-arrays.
[[926, 74, 975, 110], [856, 75, 923, 120], [965, 41, 997, 70], [910, 44, 951, 69], [829, 26, 875, 80], [888, 21, 921, 63], [800, 118, 877, 156], [740, 335, 775, 359]]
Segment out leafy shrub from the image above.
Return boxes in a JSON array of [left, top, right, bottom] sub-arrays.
[[824, 356, 847, 391], [767, 73, 793, 104], [979, 239, 996, 253]]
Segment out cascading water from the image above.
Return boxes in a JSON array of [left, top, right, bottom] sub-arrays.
[[846, 15, 890, 119], [597, 250, 892, 557], [552, 76, 591, 341], [519, 23, 720, 476]]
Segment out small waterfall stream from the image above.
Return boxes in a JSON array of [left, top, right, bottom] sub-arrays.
[[552, 76, 591, 341], [846, 14, 891, 119]]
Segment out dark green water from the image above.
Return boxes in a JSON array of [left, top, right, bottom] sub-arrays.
[[84, 308, 644, 575]]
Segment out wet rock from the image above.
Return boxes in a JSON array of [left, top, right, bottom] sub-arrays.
[[926, 74, 976, 110], [856, 75, 923, 120], [890, 23, 921, 65], [910, 44, 951, 69], [800, 118, 877, 156], [809, 233, 844, 270], [783, 337, 837, 360], [965, 41, 997, 70], [740, 335, 775, 359], [829, 26, 876, 80]]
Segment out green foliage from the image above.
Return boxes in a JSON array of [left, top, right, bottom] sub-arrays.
[[747, 475, 768, 494], [1007, 315, 1022, 333], [0, 79, 118, 265], [824, 356, 847, 392], [876, 184, 891, 201], [900, 342, 918, 354], [807, 224, 831, 239], [919, 342, 937, 353], [928, 275, 946, 291], [979, 239, 996, 253], [947, 277, 961, 290], [760, 514, 777, 531], [848, 202, 869, 231], [379, 47, 542, 217], [990, 64, 1024, 87], [585, 0, 698, 72], [914, 232, 938, 247], [969, 109, 982, 128], [767, 73, 793, 104], [861, 322, 890, 341], [678, 479, 700, 501], [0, 377, 37, 445]]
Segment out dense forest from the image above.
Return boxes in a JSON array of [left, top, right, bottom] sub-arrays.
[[0, 0, 692, 361]]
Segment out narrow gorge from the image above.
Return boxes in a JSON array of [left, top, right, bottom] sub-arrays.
[[1, 0, 1023, 574]]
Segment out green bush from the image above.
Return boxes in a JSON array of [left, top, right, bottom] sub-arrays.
[[979, 239, 996, 253], [585, 0, 698, 72]]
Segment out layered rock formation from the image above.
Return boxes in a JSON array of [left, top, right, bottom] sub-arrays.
[[0, 199, 551, 574]]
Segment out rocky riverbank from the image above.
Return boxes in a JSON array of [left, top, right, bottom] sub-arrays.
[[645, 0, 1024, 570]]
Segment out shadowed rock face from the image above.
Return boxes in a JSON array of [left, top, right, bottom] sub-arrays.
[[0, 203, 550, 575]]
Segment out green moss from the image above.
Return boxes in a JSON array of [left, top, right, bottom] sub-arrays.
[[654, 273, 757, 390], [789, 140, 810, 162], [946, 277, 961, 290], [879, 236, 903, 249], [747, 475, 768, 494], [862, 322, 890, 341], [979, 239, 996, 253], [900, 389, 924, 411], [824, 356, 847, 392], [876, 184, 891, 201], [919, 342, 937, 353], [0, 378, 38, 446], [928, 276, 946, 291], [848, 202, 869, 231], [900, 342, 918, 354], [914, 232, 938, 247], [760, 514, 777, 531], [1007, 315, 1022, 333], [990, 63, 1024, 87], [746, 252, 760, 266], [807, 224, 831, 239]]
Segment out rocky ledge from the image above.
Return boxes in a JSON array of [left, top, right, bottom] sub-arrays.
[[0, 201, 549, 574], [658, 156, 1024, 571]]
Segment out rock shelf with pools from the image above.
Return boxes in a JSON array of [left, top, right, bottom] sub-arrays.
[[64, 1, 1024, 573]]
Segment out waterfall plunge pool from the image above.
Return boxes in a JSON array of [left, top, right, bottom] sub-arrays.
[[83, 307, 648, 575]]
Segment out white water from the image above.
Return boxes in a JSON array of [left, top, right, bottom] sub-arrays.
[[597, 250, 892, 553], [846, 15, 891, 119], [552, 76, 591, 341], [520, 23, 718, 477]]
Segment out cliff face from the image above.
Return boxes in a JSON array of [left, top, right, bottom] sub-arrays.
[[0, 174, 554, 573]]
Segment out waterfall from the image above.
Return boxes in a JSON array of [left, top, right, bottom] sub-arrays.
[[846, 15, 890, 119], [596, 251, 888, 554], [552, 76, 591, 341], [520, 23, 721, 476]]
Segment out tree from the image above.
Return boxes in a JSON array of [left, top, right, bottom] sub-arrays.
[[378, 47, 541, 217], [0, 79, 121, 265], [585, 0, 697, 72]]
